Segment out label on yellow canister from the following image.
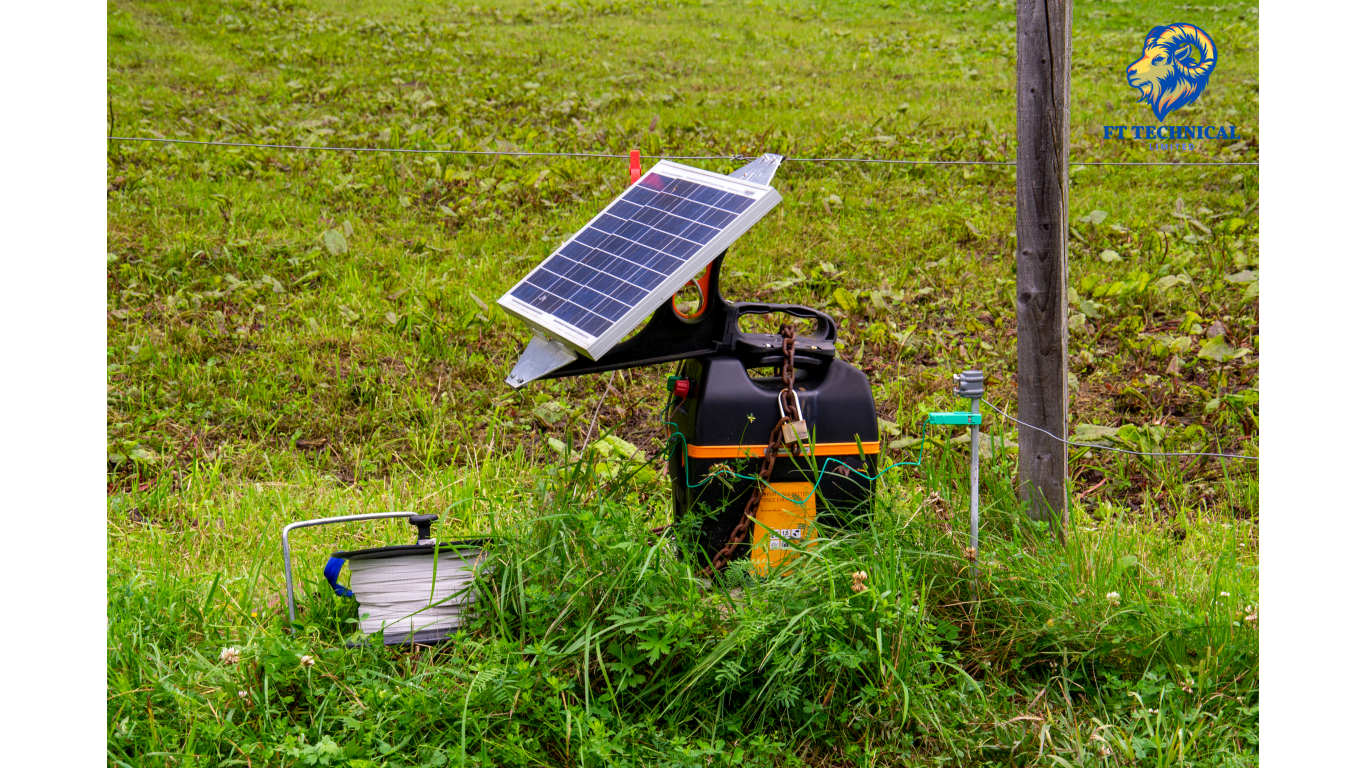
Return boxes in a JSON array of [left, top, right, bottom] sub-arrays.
[[750, 481, 818, 576]]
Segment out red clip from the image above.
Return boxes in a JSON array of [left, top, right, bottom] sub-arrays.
[[672, 378, 691, 399], [629, 149, 641, 186]]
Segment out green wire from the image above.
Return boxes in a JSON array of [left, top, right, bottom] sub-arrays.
[[660, 417, 938, 506]]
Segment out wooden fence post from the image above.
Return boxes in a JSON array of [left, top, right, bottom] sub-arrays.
[[1015, 0, 1071, 532]]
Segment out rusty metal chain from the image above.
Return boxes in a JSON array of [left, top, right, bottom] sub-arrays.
[[698, 324, 798, 581]]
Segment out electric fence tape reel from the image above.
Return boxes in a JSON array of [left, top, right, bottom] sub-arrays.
[[282, 512, 486, 646]]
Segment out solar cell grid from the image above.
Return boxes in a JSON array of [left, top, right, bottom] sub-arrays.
[[507, 171, 761, 335], [500, 160, 780, 359]]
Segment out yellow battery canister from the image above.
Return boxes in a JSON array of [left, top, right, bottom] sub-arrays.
[[750, 481, 819, 576]]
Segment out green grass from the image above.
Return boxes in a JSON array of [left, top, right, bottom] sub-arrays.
[[108, 451, 1258, 766], [107, 0, 1259, 764]]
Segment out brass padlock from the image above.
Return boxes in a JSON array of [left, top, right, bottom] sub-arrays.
[[778, 390, 808, 453]]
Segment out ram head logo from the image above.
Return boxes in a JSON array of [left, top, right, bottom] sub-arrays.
[[1127, 23, 1217, 122]]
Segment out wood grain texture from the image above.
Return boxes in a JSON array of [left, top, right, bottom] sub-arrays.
[[1015, 0, 1070, 529]]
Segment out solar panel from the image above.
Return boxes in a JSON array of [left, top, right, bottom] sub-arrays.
[[497, 160, 782, 364]]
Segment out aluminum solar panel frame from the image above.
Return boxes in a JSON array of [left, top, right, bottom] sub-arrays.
[[498, 160, 781, 385]]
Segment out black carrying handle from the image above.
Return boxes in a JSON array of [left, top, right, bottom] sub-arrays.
[[725, 302, 839, 369], [728, 302, 838, 343]]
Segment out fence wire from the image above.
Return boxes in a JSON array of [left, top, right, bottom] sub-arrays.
[[982, 400, 1259, 461], [107, 134, 1260, 463], [106, 136, 1260, 167]]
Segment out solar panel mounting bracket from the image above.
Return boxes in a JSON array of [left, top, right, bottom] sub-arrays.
[[727, 153, 785, 186], [504, 331, 578, 388]]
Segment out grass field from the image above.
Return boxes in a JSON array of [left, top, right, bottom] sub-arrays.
[[107, 0, 1259, 765]]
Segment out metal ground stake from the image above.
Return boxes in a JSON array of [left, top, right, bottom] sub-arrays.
[[954, 371, 985, 579]]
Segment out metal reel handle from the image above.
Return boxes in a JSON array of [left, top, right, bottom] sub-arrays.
[[281, 512, 423, 625]]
